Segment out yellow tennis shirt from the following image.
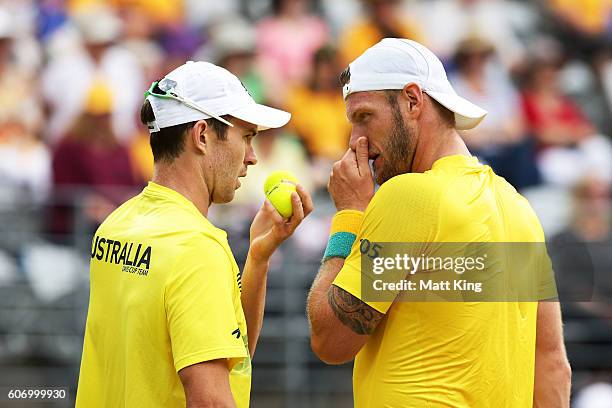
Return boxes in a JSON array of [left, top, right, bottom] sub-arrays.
[[76, 182, 251, 407], [333, 155, 546, 407]]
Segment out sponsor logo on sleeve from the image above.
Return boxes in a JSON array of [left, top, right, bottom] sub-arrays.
[[231, 328, 241, 339]]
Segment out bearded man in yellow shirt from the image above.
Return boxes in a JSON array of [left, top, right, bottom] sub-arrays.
[[76, 61, 313, 407], [307, 39, 571, 407]]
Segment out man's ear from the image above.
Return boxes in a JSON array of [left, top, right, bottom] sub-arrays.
[[191, 120, 208, 155], [401, 83, 424, 118]]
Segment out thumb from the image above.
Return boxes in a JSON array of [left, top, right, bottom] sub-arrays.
[[262, 199, 274, 212], [356, 137, 369, 177]]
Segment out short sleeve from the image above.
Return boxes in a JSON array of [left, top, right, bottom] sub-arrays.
[[333, 175, 443, 314], [165, 236, 247, 372], [538, 250, 558, 301], [525, 212, 558, 301]]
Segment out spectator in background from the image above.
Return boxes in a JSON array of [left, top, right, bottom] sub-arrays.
[[0, 7, 49, 207], [256, 0, 329, 90], [114, 0, 184, 27], [66, 0, 183, 25], [42, 4, 144, 143], [545, 0, 611, 61], [0, 110, 50, 208], [339, 0, 422, 66], [109, 0, 199, 76], [49, 81, 139, 241], [116, 4, 165, 82], [38, 0, 70, 41], [408, 0, 535, 71], [286, 46, 350, 161], [522, 59, 612, 186], [182, 0, 240, 28], [155, 20, 202, 76], [551, 177, 612, 307], [118, 5, 172, 186], [202, 18, 267, 103], [0, 7, 39, 121], [117, 1, 202, 119], [450, 36, 539, 189]]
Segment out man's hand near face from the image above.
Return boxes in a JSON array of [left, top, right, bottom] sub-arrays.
[[306, 136, 385, 365], [328, 137, 375, 212]]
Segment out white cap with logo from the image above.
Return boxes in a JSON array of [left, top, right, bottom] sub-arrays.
[[146, 61, 291, 132], [342, 38, 487, 130]]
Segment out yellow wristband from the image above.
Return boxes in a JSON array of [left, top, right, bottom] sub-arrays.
[[330, 210, 364, 235]]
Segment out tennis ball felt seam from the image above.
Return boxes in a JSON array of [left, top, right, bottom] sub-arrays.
[[264, 171, 299, 218]]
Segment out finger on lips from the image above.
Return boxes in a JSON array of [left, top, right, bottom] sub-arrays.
[[356, 137, 369, 174]]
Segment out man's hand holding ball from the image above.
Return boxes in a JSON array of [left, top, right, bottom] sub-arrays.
[[248, 171, 314, 263]]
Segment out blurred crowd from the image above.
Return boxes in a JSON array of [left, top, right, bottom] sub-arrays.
[[0, 0, 611, 225], [0, 0, 612, 404], [0, 0, 610, 230]]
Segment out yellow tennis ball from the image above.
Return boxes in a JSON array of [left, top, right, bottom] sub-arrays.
[[264, 171, 298, 218]]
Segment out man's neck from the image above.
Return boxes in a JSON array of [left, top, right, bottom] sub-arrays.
[[152, 161, 211, 217], [410, 126, 471, 173]]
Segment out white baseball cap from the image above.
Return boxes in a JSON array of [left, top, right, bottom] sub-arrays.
[[342, 38, 487, 130], [145, 61, 290, 132]]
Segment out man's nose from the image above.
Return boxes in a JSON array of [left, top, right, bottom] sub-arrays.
[[349, 132, 365, 152], [245, 146, 258, 166]]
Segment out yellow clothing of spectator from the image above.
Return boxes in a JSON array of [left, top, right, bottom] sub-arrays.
[[286, 86, 350, 160], [68, 0, 183, 25], [549, 0, 611, 35], [118, 0, 183, 25], [129, 131, 154, 183], [339, 18, 423, 66]]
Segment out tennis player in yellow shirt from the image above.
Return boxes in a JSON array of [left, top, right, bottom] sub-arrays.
[[76, 61, 313, 408], [307, 39, 571, 407]]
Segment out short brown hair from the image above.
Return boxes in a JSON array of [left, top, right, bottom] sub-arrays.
[[140, 99, 230, 163]]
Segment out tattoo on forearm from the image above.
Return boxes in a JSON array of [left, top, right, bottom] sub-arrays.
[[327, 285, 384, 335]]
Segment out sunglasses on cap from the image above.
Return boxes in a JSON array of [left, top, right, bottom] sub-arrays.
[[144, 80, 234, 127]]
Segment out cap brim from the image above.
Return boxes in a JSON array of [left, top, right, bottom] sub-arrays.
[[425, 90, 488, 130], [230, 103, 291, 131]]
